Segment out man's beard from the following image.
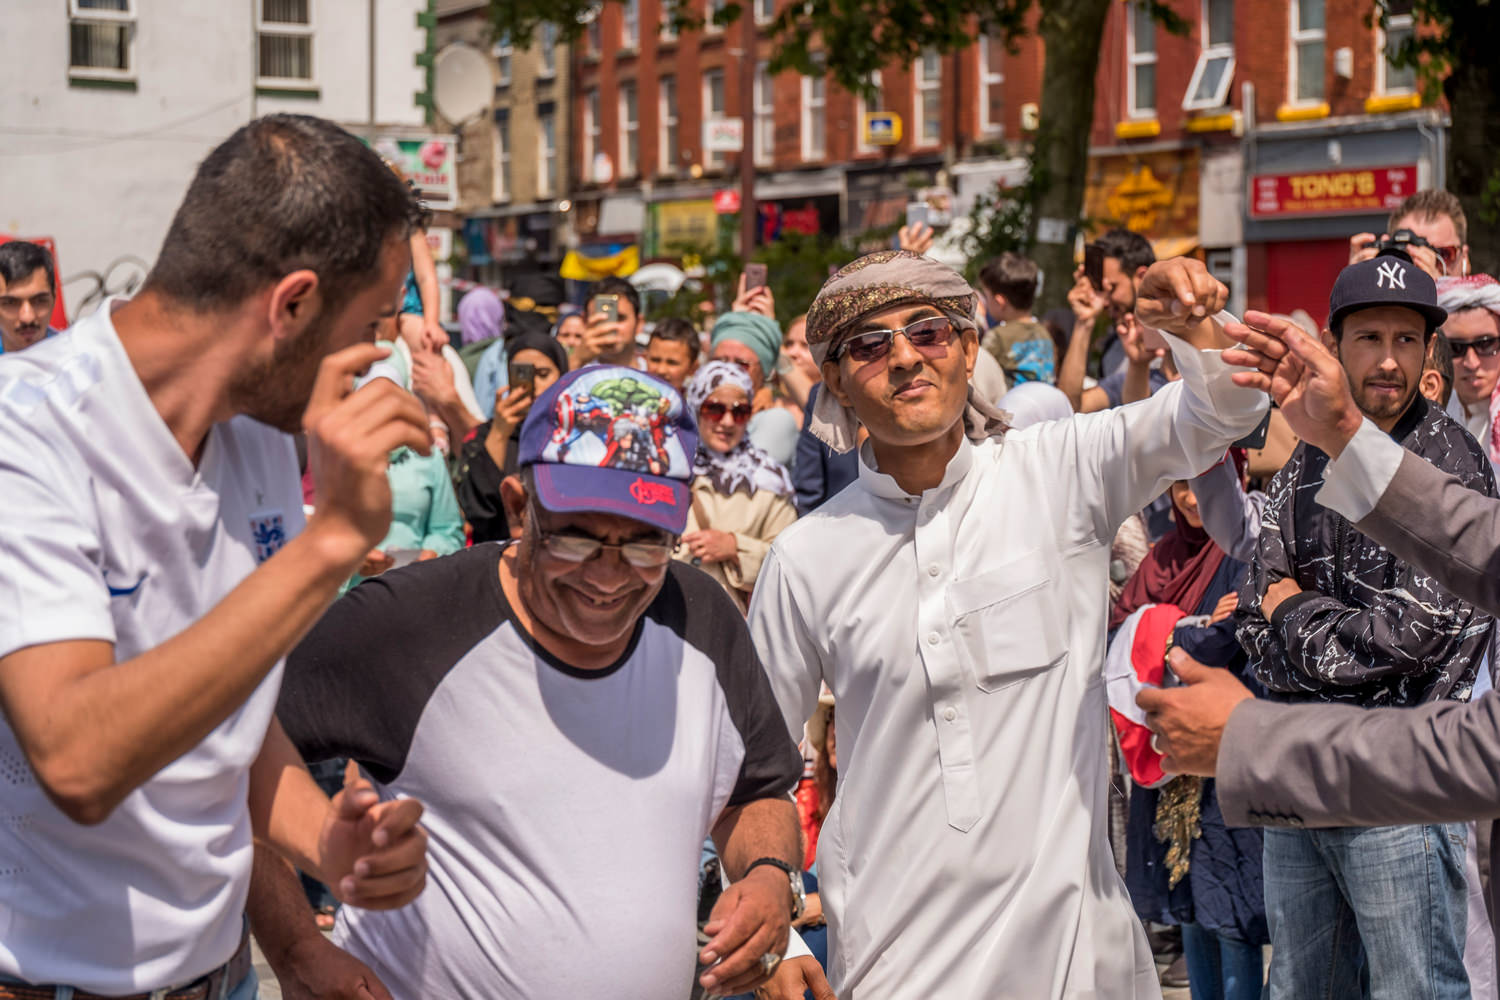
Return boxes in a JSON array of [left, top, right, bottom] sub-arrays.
[[1350, 371, 1416, 424], [228, 307, 336, 433]]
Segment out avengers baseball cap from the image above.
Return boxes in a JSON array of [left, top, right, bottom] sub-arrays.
[[518, 365, 698, 535], [1328, 248, 1447, 336]]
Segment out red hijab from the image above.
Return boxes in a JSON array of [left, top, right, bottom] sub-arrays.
[[1108, 454, 1241, 631]]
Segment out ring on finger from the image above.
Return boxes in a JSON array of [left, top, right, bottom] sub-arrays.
[[759, 952, 782, 978], [1150, 733, 1164, 755]]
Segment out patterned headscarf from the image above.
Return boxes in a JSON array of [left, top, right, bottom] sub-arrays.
[[1438, 274, 1500, 464], [803, 250, 1009, 453], [686, 361, 794, 499]]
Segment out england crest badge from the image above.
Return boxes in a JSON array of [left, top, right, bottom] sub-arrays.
[[250, 510, 287, 563]]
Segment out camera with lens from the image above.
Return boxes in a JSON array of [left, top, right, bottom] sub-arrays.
[[1364, 228, 1432, 255]]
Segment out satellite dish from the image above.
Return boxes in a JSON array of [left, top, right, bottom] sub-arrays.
[[434, 43, 492, 126]]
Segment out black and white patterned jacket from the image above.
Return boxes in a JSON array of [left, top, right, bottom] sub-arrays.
[[1237, 395, 1498, 707]]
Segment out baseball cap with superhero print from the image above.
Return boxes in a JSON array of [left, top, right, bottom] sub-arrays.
[[518, 366, 698, 534]]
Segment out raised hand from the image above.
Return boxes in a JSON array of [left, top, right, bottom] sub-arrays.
[[1134, 257, 1228, 340], [1223, 311, 1363, 457]]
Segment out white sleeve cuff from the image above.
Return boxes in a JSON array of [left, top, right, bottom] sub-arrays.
[[783, 925, 813, 960], [1316, 418, 1404, 523], [1159, 310, 1268, 426]]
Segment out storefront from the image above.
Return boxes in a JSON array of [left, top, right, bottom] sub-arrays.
[[1242, 111, 1443, 320], [1082, 146, 1202, 254]]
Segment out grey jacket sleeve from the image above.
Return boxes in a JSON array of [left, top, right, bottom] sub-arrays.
[[1319, 419, 1500, 618], [1191, 458, 1263, 563], [1218, 694, 1500, 829]]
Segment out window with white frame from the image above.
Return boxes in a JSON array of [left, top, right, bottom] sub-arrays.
[[977, 35, 1004, 133], [703, 68, 726, 168], [755, 0, 775, 24], [660, 0, 678, 41], [754, 63, 774, 167], [854, 71, 883, 154], [587, 12, 602, 54], [69, 0, 135, 78], [538, 107, 558, 197], [1184, 0, 1234, 110], [706, 0, 726, 32], [1290, 0, 1325, 103], [494, 34, 512, 86], [258, 0, 314, 84], [493, 112, 511, 202], [914, 49, 941, 146], [582, 88, 600, 181], [1127, 3, 1157, 117], [619, 82, 639, 177], [1377, 0, 1415, 95], [801, 70, 826, 161], [539, 22, 558, 78], [659, 75, 679, 174], [622, 0, 640, 49]]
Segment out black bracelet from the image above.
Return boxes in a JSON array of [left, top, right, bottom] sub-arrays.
[[744, 857, 794, 879]]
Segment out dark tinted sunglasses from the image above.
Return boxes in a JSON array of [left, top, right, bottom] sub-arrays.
[[699, 400, 753, 425], [831, 316, 957, 364], [1445, 333, 1500, 359]]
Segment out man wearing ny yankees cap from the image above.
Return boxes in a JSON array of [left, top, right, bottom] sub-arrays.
[[1232, 249, 1497, 998], [254, 365, 809, 999]]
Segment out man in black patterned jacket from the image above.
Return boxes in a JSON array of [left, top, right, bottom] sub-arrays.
[[1237, 249, 1497, 1000]]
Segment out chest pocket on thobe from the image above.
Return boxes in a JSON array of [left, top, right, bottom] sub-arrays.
[[949, 558, 1068, 692]]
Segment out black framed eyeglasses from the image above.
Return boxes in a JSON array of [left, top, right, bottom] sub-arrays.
[[830, 316, 958, 364], [539, 530, 676, 568], [1444, 333, 1500, 359]]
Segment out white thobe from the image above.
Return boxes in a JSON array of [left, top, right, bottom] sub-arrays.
[[749, 330, 1267, 999]]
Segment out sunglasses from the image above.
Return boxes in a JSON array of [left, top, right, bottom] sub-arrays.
[[539, 530, 675, 568], [699, 400, 753, 425], [1445, 333, 1500, 359], [831, 316, 957, 364], [1432, 244, 1464, 273]]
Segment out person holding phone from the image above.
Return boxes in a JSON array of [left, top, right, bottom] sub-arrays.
[[455, 331, 569, 543], [573, 277, 644, 369]]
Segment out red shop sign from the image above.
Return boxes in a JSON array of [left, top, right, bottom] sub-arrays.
[[1250, 164, 1418, 218]]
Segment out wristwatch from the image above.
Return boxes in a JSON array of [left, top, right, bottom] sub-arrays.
[[745, 857, 806, 921]]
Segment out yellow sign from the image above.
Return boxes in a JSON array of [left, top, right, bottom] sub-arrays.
[[559, 245, 640, 281], [657, 199, 719, 252], [862, 112, 903, 147], [1104, 165, 1174, 234]]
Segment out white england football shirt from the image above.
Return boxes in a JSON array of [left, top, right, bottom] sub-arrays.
[[0, 302, 303, 993]]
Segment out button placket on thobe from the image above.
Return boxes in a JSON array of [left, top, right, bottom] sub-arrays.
[[911, 487, 981, 832]]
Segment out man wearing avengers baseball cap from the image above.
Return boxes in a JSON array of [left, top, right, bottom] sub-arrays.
[[270, 364, 810, 999]]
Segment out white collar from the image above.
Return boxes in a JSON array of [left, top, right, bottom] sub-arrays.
[[856, 434, 976, 502]]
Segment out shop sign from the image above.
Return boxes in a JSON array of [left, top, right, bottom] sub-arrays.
[[862, 112, 903, 146], [659, 199, 720, 251], [1250, 164, 1418, 218], [704, 118, 745, 153], [366, 135, 458, 209], [713, 189, 742, 214]]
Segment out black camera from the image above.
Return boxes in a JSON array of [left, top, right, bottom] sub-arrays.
[[1365, 228, 1432, 255]]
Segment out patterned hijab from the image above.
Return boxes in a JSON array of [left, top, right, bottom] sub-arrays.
[[686, 361, 794, 499], [804, 250, 1009, 453]]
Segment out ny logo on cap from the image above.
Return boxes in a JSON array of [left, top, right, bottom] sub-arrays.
[[1376, 261, 1407, 290]]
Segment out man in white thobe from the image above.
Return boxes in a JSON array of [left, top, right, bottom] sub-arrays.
[[750, 249, 1268, 998]]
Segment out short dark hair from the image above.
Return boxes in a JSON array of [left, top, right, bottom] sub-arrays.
[[588, 276, 641, 320], [0, 241, 56, 293], [648, 317, 701, 358], [1390, 190, 1467, 244], [1094, 228, 1156, 274], [1426, 331, 1455, 407], [978, 252, 1039, 313], [142, 114, 427, 313]]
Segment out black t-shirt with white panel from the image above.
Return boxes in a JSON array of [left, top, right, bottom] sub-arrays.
[[278, 542, 801, 999]]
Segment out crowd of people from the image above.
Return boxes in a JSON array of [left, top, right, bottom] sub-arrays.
[[6, 111, 1500, 1000]]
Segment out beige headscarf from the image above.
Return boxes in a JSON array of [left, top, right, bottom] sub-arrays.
[[804, 250, 1010, 453]]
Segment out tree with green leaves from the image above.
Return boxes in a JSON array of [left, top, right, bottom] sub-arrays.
[[1378, 0, 1500, 276], [490, 0, 1187, 312]]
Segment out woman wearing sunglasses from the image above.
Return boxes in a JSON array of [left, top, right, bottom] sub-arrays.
[[677, 361, 799, 613]]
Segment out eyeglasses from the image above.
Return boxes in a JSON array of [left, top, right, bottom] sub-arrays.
[[1445, 333, 1500, 358], [1432, 244, 1464, 274], [539, 530, 676, 568], [830, 316, 957, 364], [699, 400, 753, 425]]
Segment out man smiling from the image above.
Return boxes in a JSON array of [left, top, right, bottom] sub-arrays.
[[749, 249, 1267, 998], [264, 366, 808, 999]]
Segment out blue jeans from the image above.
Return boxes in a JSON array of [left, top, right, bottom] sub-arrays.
[[1263, 824, 1469, 999], [1182, 922, 1263, 1000]]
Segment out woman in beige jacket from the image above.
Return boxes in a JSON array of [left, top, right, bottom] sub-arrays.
[[677, 360, 799, 613]]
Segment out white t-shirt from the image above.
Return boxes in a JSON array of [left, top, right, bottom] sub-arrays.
[[0, 302, 303, 993]]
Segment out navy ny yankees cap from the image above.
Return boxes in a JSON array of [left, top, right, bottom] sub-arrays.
[[1329, 248, 1447, 336]]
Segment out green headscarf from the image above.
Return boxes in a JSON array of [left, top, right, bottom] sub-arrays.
[[710, 311, 782, 378]]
